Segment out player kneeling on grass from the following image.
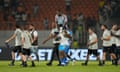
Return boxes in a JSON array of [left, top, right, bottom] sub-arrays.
[[58, 27, 72, 66], [21, 25, 35, 67], [82, 28, 103, 66]]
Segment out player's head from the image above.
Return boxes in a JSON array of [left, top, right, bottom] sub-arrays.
[[16, 25, 20, 29], [112, 24, 118, 31], [17, 6, 23, 12], [23, 24, 29, 30], [56, 10, 62, 16], [101, 24, 108, 31], [29, 24, 35, 31], [88, 28, 94, 34]]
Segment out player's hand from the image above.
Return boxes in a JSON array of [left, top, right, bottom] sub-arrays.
[[5, 40, 9, 43], [31, 40, 34, 44], [42, 41, 46, 44], [101, 37, 103, 40], [87, 42, 90, 46]]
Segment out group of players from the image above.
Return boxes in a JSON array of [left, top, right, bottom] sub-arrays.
[[5, 10, 120, 67], [5, 24, 39, 67], [82, 24, 120, 66], [5, 10, 75, 67]]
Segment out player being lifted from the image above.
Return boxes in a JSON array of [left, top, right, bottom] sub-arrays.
[[55, 10, 68, 32], [5, 25, 22, 66], [101, 24, 117, 65], [81, 28, 103, 66]]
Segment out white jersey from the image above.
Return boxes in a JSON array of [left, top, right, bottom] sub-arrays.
[[111, 30, 117, 44], [14, 28, 22, 46], [116, 29, 120, 46], [67, 30, 73, 45], [59, 31, 71, 46], [30, 30, 38, 46], [102, 29, 112, 46], [21, 30, 32, 49], [55, 14, 67, 25], [30, 30, 38, 37], [88, 33, 98, 50], [51, 28, 60, 44]]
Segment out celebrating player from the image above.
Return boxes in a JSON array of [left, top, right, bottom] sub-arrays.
[[5, 25, 22, 66], [21, 25, 35, 67], [111, 24, 118, 65], [101, 24, 117, 65], [55, 10, 68, 32], [111, 24, 120, 64], [42, 22, 61, 66], [29, 24, 39, 63], [81, 28, 103, 66]]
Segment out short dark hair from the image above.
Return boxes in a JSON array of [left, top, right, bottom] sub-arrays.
[[88, 27, 94, 31], [16, 25, 20, 28], [57, 10, 61, 12], [29, 24, 34, 27], [101, 24, 108, 28], [112, 23, 117, 26]]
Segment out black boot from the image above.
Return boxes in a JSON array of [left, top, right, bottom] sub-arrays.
[[23, 61, 27, 67], [81, 61, 88, 66], [8, 59, 15, 66], [112, 60, 115, 65], [114, 59, 118, 66], [102, 60, 105, 65], [98, 61, 103, 66], [20, 60, 24, 66], [31, 61, 35, 67], [46, 62, 52, 66]]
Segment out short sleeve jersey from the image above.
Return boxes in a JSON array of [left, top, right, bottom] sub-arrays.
[[116, 29, 120, 46], [21, 31, 32, 49], [14, 28, 22, 46], [88, 33, 98, 50], [102, 29, 112, 46]]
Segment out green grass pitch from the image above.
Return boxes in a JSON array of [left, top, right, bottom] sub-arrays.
[[0, 61, 120, 72]]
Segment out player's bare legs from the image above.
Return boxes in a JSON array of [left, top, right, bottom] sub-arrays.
[[29, 56, 35, 67], [59, 50, 66, 66], [102, 52, 106, 65], [81, 54, 90, 66]]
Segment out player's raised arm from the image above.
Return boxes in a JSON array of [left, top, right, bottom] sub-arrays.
[[42, 33, 55, 44], [5, 33, 16, 43]]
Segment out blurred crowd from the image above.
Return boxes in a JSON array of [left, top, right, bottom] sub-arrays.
[[0, 0, 120, 48], [98, 0, 120, 23]]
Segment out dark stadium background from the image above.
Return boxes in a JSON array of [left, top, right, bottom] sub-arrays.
[[0, 0, 120, 60]]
